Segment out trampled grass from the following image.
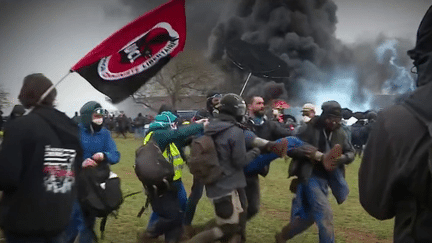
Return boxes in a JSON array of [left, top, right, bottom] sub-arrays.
[[97, 136, 393, 243]]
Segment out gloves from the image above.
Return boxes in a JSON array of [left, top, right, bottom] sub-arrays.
[[82, 158, 97, 168], [82, 152, 105, 168], [92, 152, 105, 162]]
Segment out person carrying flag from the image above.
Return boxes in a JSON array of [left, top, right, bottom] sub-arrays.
[[0, 73, 83, 243]]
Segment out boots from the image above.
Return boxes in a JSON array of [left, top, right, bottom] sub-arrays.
[[136, 230, 158, 243], [265, 138, 289, 158], [322, 144, 342, 172], [275, 224, 291, 243], [183, 225, 195, 239], [187, 228, 223, 243]]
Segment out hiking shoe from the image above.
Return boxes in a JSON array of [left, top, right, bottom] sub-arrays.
[[322, 144, 342, 172], [136, 230, 158, 243], [275, 232, 286, 243], [183, 225, 195, 239], [266, 138, 289, 158]]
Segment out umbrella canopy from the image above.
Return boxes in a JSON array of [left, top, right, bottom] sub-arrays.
[[225, 39, 290, 79]]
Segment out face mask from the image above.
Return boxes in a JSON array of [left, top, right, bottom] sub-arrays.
[[302, 116, 311, 123], [92, 117, 103, 125]]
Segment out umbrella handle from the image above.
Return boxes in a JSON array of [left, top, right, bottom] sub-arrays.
[[240, 72, 252, 97]]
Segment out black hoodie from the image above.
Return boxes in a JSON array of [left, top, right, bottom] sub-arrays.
[[0, 106, 82, 237], [359, 6, 432, 241]]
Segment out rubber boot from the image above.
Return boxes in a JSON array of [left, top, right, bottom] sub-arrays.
[[322, 144, 342, 172]]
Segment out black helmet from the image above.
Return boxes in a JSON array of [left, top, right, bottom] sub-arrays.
[[217, 93, 247, 118]]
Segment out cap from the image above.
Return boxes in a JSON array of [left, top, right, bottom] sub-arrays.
[[301, 103, 315, 112], [321, 101, 342, 118]]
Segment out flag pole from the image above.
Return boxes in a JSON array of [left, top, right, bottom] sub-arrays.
[[239, 72, 252, 97], [36, 71, 72, 105]]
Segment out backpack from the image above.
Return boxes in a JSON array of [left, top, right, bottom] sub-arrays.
[[77, 162, 123, 239], [135, 138, 175, 194], [188, 133, 224, 185]]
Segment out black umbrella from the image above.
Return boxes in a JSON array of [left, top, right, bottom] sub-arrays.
[[353, 111, 366, 120], [341, 108, 353, 120], [225, 39, 290, 95]]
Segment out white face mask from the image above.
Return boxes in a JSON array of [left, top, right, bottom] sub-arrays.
[[302, 115, 311, 123], [92, 117, 103, 125]]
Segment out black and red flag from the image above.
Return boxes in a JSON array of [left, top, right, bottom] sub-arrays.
[[71, 0, 186, 104]]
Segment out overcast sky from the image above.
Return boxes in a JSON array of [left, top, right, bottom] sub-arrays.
[[0, 0, 430, 117]]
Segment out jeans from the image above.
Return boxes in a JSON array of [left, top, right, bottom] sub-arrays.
[[245, 175, 260, 220], [146, 187, 184, 242], [287, 174, 335, 243], [147, 180, 187, 229], [5, 233, 65, 243], [63, 200, 95, 243], [244, 136, 305, 176], [185, 177, 205, 225]]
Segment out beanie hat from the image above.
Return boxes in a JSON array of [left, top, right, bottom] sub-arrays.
[[321, 101, 342, 118], [18, 73, 57, 108], [149, 111, 178, 131]]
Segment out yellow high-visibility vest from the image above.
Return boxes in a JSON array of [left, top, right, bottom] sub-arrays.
[[143, 132, 184, 181]]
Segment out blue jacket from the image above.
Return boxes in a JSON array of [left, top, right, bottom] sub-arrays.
[[79, 124, 120, 164]]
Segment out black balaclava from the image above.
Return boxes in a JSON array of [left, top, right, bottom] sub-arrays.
[[403, 5, 432, 135]]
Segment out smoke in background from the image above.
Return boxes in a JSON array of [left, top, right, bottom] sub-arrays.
[[206, 0, 416, 110], [109, 0, 416, 110], [207, 0, 352, 104]]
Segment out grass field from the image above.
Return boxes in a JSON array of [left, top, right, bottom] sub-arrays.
[[96, 136, 394, 243]]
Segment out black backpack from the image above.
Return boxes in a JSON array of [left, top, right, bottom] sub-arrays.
[[77, 162, 123, 239], [135, 138, 175, 194]]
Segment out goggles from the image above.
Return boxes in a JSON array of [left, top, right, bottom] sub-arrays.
[[93, 108, 107, 116], [208, 93, 222, 105]]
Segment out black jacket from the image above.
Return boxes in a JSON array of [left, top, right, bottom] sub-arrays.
[[359, 105, 432, 209], [359, 104, 432, 242], [290, 116, 354, 180], [0, 106, 82, 237]]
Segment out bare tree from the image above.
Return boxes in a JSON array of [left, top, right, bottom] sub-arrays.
[[133, 54, 222, 110], [0, 85, 10, 111]]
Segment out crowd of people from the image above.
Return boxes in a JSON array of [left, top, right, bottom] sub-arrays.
[[0, 4, 431, 243]]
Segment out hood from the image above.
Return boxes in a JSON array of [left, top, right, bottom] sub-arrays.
[[148, 111, 177, 132], [79, 101, 101, 130], [32, 106, 80, 145], [10, 105, 25, 119], [408, 5, 432, 86], [403, 6, 432, 135], [205, 113, 237, 136]]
